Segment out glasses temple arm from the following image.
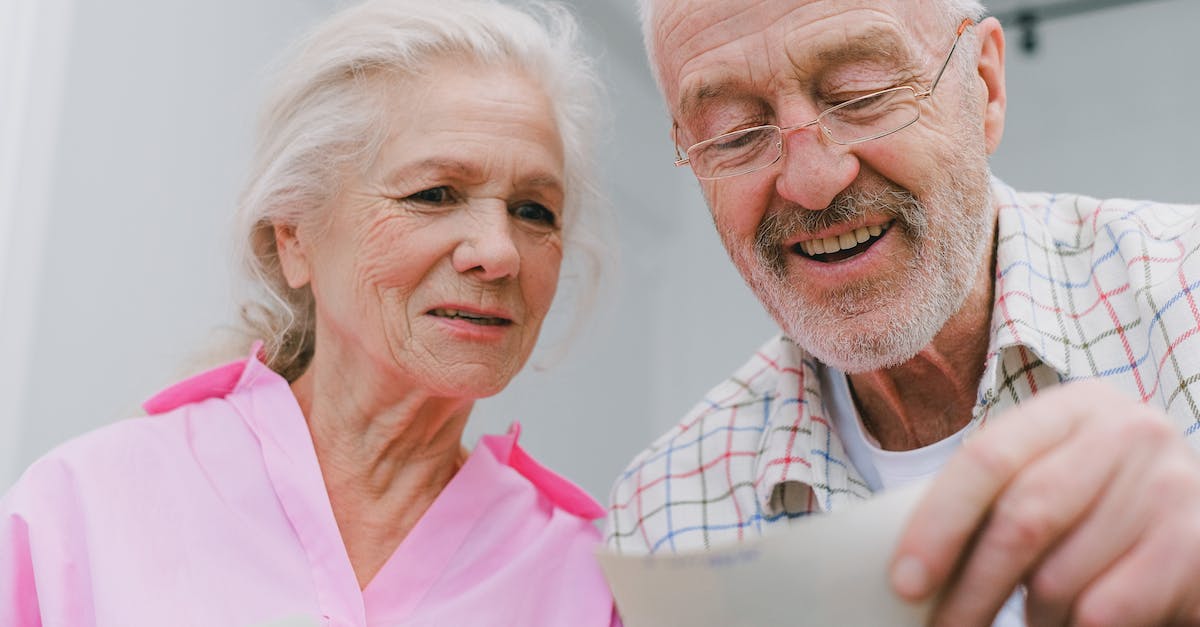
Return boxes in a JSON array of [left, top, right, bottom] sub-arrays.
[[928, 18, 974, 95], [671, 122, 690, 165]]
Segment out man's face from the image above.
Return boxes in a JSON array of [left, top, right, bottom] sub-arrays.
[[653, 0, 998, 372]]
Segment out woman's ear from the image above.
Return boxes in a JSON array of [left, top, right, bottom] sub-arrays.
[[274, 222, 312, 289], [974, 16, 1007, 155]]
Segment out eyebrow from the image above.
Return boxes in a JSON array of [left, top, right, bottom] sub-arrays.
[[396, 158, 563, 195], [382, 157, 472, 189], [675, 26, 919, 120], [410, 158, 472, 179], [815, 26, 916, 70], [677, 81, 738, 121]]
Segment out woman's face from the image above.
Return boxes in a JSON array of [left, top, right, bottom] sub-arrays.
[[277, 63, 566, 399]]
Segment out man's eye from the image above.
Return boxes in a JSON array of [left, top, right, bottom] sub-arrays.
[[827, 93, 879, 109], [405, 186, 454, 204], [697, 117, 764, 143], [512, 202, 558, 228], [711, 127, 772, 151]]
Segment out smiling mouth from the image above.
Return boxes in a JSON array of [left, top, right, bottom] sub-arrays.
[[791, 222, 891, 263], [428, 308, 513, 326]]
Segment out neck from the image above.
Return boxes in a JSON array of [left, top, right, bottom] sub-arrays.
[[847, 229, 997, 451], [290, 350, 472, 589]]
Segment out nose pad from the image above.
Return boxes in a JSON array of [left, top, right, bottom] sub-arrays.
[[451, 207, 520, 281], [775, 126, 860, 210]]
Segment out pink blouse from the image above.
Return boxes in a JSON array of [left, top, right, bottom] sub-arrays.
[[0, 349, 617, 626]]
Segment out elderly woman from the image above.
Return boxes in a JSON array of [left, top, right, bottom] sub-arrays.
[[0, 1, 617, 625]]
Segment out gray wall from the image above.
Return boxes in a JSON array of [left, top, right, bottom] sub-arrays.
[[992, 1, 1198, 203], [4, 0, 1198, 502]]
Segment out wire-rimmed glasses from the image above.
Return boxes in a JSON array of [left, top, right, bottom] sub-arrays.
[[674, 18, 975, 181]]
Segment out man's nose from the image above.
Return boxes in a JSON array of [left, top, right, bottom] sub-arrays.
[[451, 203, 520, 281], [774, 125, 860, 210]]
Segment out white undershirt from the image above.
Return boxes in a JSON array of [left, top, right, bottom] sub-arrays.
[[821, 362, 966, 491], [818, 362, 1026, 627]]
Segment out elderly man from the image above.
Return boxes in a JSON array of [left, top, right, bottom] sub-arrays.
[[606, 0, 1200, 625]]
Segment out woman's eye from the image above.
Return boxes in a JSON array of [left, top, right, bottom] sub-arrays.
[[512, 202, 558, 228], [405, 186, 454, 204]]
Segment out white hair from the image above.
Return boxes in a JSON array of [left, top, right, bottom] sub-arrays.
[[636, 0, 988, 95], [230, 0, 605, 381]]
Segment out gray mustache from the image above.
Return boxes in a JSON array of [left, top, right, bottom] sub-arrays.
[[755, 185, 929, 275]]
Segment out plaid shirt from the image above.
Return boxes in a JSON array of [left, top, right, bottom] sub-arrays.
[[606, 179, 1200, 555]]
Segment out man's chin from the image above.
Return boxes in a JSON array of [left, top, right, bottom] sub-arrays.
[[750, 264, 953, 371], [780, 309, 937, 374], [797, 333, 927, 373], [812, 345, 923, 374]]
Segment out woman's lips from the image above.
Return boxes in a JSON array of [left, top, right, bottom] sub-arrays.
[[426, 307, 513, 326]]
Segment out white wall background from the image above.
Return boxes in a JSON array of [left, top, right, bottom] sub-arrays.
[[0, 0, 347, 488], [0, 0, 74, 497], [3, 0, 1198, 500]]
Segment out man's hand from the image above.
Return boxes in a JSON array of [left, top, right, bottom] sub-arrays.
[[889, 380, 1200, 626]]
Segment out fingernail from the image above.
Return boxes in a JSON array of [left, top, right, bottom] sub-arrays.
[[891, 555, 930, 600]]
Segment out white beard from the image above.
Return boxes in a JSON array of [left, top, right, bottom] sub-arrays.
[[727, 142, 993, 373]]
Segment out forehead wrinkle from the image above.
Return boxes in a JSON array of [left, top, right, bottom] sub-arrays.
[[661, 0, 765, 69], [667, 0, 792, 116], [756, 26, 782, 99]]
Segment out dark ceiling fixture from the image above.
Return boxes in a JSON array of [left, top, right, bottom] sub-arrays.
[[991, 0, 1174, 54]]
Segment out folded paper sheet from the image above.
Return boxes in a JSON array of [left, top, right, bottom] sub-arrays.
[[598, 481, 933, 627]]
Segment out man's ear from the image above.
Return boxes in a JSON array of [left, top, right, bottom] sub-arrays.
[[974, 16, 1007, 155], [274, 221, 312, 289]]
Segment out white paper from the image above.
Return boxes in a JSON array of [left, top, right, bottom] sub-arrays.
[[598, 481, 932, 627]]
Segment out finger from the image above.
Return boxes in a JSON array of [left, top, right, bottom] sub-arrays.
[[1025, 411, 1180, 626], [890, 383, 1103, 601], [1069, 507, 1200, 627], [932, 414, 1125, 627]]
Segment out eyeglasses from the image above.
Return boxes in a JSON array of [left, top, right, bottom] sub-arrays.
[[674, 18, 975, 181]]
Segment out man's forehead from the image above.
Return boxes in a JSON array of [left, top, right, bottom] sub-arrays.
[[674, 25, 917, 119], [657, 0, 921, 114]]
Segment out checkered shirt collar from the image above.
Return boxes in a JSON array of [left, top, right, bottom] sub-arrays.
[[981, 180, 1074, 387]]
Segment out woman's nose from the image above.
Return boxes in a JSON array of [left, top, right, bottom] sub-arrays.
[[451, 204, 520, 281], [774, 126, 860, 210]]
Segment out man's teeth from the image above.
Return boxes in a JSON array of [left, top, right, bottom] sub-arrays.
[[800, 224, 885, 256]]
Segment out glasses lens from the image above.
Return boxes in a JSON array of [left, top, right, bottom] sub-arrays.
[[689, 126, 780, 179], [821, 87, 920, 144]]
